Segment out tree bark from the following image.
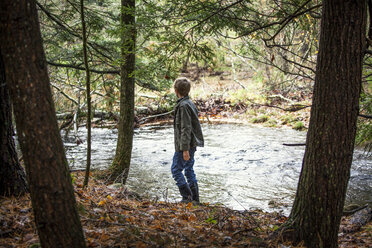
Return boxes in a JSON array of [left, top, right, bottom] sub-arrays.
[[283, 1, 367, 247], [0, 0, 86, 247], [110, 0, 136, 183], [0, 50, 28, 197], [80, 0, 92, 188]]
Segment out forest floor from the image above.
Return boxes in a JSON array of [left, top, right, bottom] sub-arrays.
[[1, 172, 371, 248]]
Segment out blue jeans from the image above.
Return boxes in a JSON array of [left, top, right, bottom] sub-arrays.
[[171, 147, 197, 187]]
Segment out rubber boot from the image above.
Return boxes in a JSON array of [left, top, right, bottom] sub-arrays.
[[178, 184, 193, 203], [189, 182, 199, 203]]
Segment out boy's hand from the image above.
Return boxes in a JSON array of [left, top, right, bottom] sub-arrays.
[[183, 150, 190, 161]]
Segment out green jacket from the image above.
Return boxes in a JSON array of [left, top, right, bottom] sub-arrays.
[[173, 96, 204, 152]]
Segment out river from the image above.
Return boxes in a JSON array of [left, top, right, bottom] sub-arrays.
[[64, 123, 372, 215]]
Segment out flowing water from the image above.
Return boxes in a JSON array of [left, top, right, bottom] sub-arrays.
[[64, 123, 372, 215]]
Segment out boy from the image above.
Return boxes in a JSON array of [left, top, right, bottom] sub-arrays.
[[172, 77, 204, 203]]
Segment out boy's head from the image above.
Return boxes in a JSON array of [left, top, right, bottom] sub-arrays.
[[174, 77, 191, 97]]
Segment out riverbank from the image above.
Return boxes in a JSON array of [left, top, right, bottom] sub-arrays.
[[134, 95, 312, 131], [1, 171, 371, 247], [57, 74, 313, 131], [132, 71, 313, 131]]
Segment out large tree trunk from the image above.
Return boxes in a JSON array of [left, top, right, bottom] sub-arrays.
[[284, 1, 366, 247], [110, 0, 136, 183], [0, 1, 86, 247], [0, 50, 28, 197]]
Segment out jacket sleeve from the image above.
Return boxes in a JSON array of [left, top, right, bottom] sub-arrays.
[[179, 105, 192, 151]]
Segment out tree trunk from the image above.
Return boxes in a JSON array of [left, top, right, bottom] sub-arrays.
[[110, 0, 136, 184], [0, 50, 28, 197], [0, 1, 86, 247], [80, 0, 92, 188], [284, 1, 366, 247]]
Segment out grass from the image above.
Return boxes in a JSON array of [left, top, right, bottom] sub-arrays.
[[251, 115, 269, 124], [293, 121, 306, 131]]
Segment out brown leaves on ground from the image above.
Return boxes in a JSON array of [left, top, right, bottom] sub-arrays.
[[1, 172, 371, 247]]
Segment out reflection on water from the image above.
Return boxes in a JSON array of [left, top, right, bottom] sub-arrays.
[[63, 124, 372, 215]]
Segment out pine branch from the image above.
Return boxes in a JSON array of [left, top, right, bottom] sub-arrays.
[[47, 61, 120, 74], [359, 114, 372, 119], [36, 1, 114, 62], [47, 62, 160, 91]]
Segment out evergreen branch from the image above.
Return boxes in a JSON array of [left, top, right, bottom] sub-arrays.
[[47, 61, 120, 74], [47, 61, 160, 91], [359, 114, 372, 119], [236, 3, 321, 39], [186, 0, 245, 34], [263, 0, 314, 43], [47, 62, 160, 91], [239, 52, 314, 81], [50, 83, 78, 105], [36, 1, 80, 39], [280, 53, 316, 74], [36, 1, 114, 62], [273, 42, 316, 65], [365, 49, 372, 56]]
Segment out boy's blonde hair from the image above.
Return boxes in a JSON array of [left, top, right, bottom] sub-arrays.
[[174, 77, 191, 97]]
